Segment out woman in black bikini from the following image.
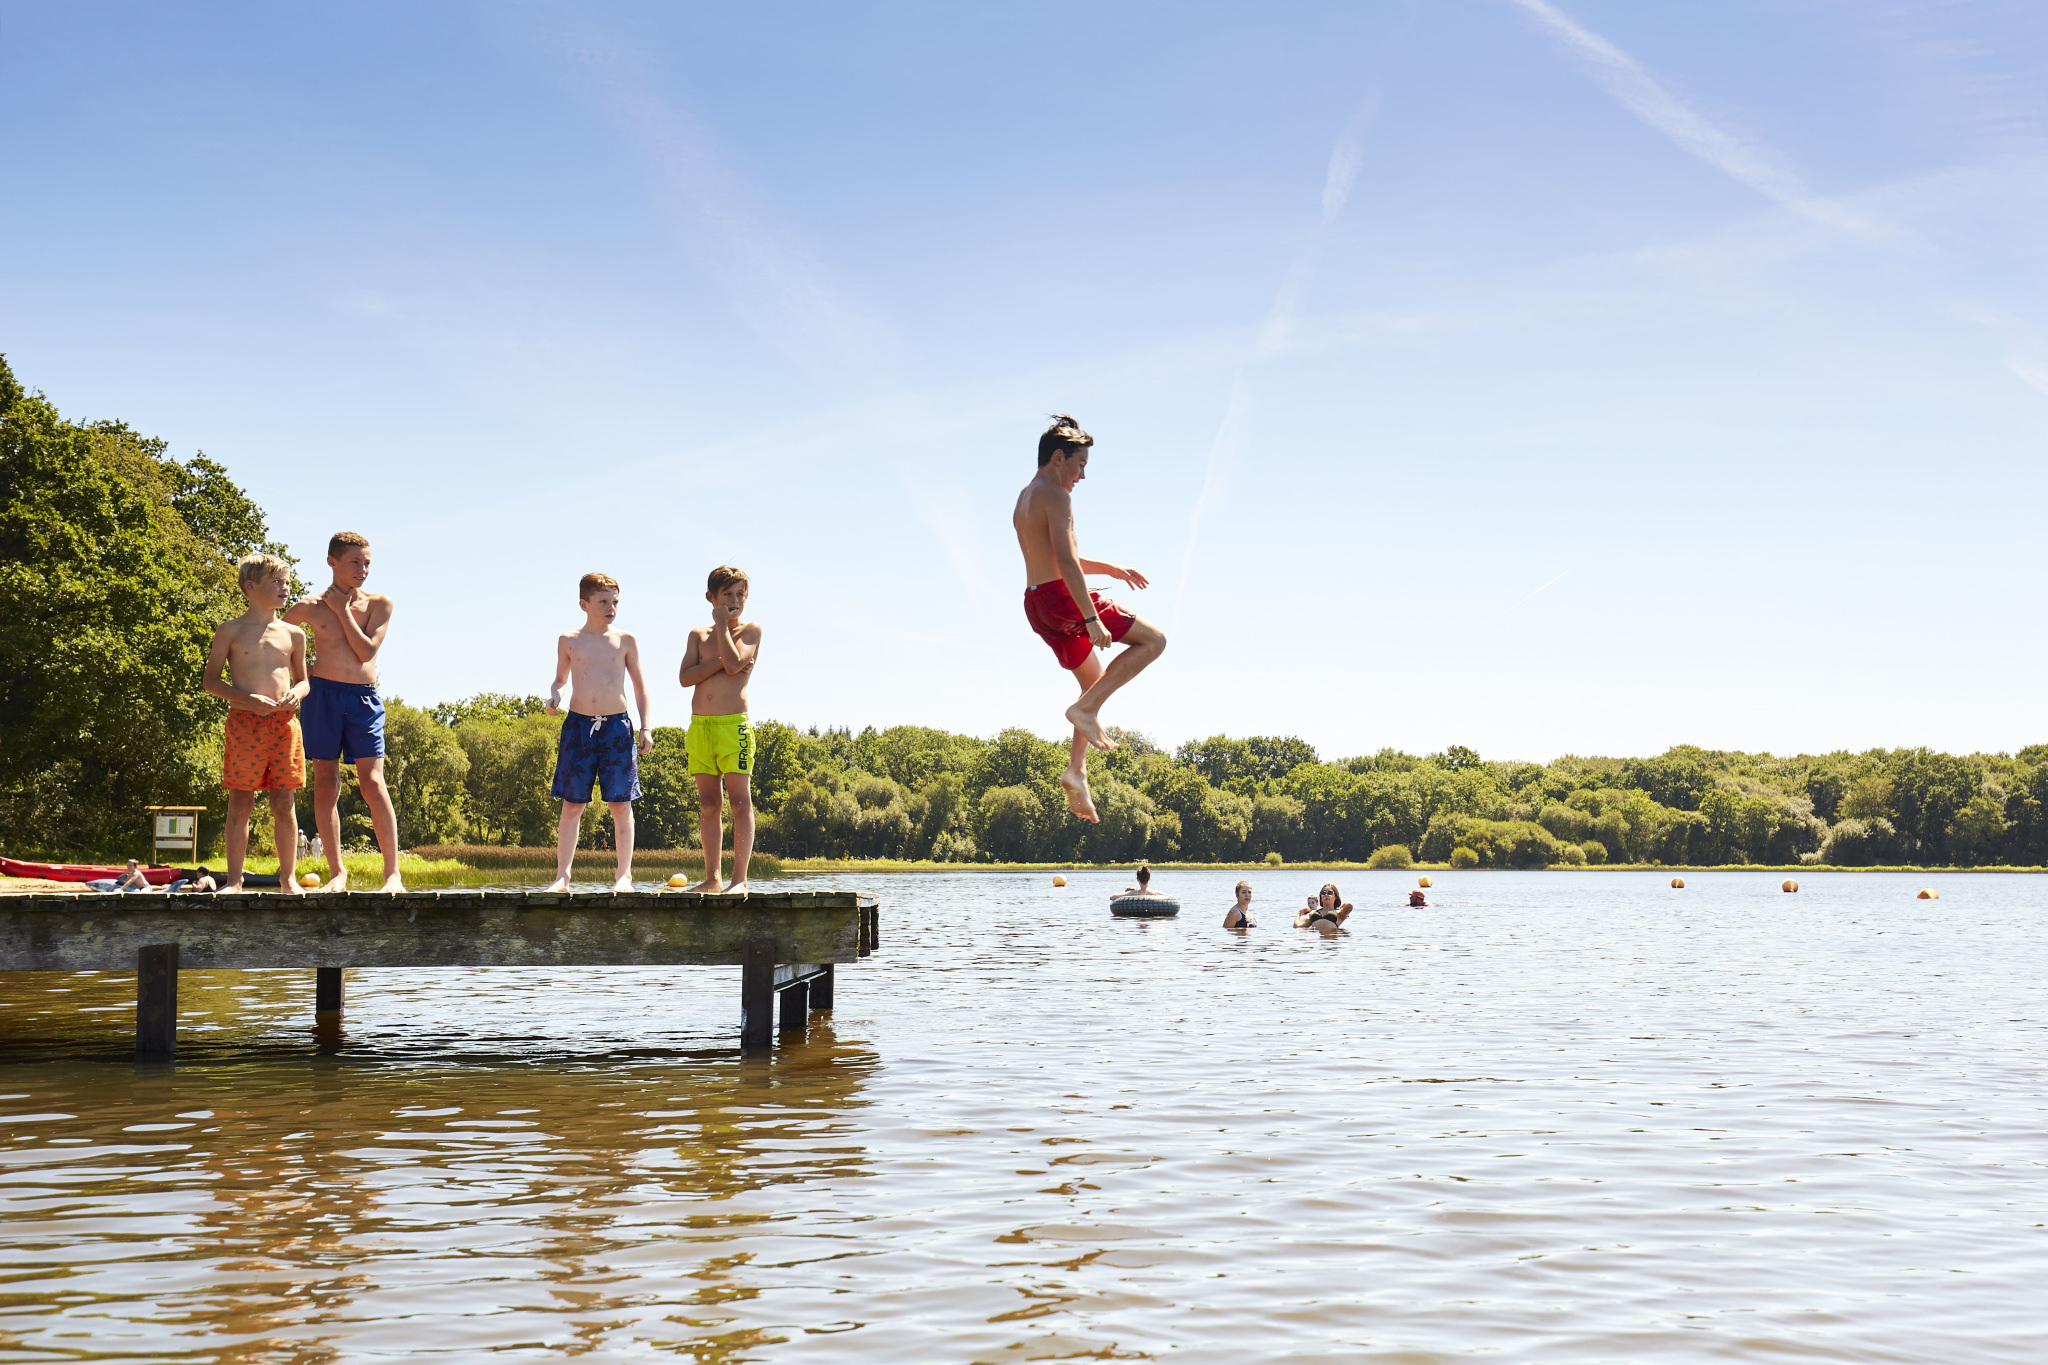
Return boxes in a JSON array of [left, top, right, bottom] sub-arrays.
[[1223, 880, 1254, 929], [1294, 883, 1353, 932]]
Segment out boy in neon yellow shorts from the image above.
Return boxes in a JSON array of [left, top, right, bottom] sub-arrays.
[[677, 565, 762, 893]]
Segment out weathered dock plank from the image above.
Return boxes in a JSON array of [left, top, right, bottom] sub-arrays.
[[0, 889, 879, 1058], [0, 890, 863, 972]]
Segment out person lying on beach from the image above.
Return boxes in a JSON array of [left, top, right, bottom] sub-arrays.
[[1295, 883, 1354, 934], [88, 861, 153, 893], [1224, 880, 1254, 929]]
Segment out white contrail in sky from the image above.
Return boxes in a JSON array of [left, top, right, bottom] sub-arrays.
[[511, 3, 897, 385], [1502, 0, 1866, 232], [1508, 566, 1573, 611], [1172, 93, 1379, 632]]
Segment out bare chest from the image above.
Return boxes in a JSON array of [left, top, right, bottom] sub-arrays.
[[229, 624, 293, 675], [565, 634, 628, 674]]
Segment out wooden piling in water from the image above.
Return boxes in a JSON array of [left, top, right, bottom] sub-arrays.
[[740, 933, 776, 1054], [135, 943, 178, 1061], [779, 978, 809, 1032]]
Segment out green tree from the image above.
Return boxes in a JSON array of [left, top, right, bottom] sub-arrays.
[[1620, 754, 1713, 811], [383, 698, 468, 845], [635, 727, 698, 848], [455, 713, 561, 845], [0, 356, 289, 855], [976, 784, 1042, 862]]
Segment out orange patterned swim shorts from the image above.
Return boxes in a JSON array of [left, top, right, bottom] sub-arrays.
[[223, 707, 306, 792]]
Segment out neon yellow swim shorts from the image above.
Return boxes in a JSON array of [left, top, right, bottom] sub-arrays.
[[686, 712, 754, 776]]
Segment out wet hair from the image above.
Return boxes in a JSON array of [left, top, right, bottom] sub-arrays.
[[1136, 865, 1151, 887], [237, 552, 290, 592], [707, 565, 749, 595], [1037, 413, 1093, 467], [579, 571, 619, 602], [327, 531, 369, 558], [1320, 883, 1341, 903]]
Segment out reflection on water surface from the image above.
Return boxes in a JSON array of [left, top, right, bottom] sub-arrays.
[[2, 870, 2043, 1362]]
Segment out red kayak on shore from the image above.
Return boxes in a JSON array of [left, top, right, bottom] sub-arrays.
[[0, 857, 181, 885]]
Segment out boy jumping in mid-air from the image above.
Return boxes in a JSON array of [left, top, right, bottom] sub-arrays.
[[544, 572, 654, 891], [677, 565, 761, 894], [202, 553, 310, 893], [1012, 414, 1166, 823], [284, 531, 403, 892]]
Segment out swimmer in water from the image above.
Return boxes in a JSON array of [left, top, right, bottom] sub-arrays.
[[1224, 880, 1254, 929], [1295, 883, 1353, 934], [1123, 864, 1163, 895]]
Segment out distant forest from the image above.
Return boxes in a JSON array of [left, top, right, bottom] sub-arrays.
[[3, 352, 2044, 868], [369, 699, 2048, 870]]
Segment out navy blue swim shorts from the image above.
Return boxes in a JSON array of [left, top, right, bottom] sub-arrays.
[[551, 711, 642, 804], [300, 676, 386, 763]]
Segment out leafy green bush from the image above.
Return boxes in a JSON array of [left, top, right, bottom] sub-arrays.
[[1579, 839, 1608, 865], [1365, 843, 1414, 869], [1449, 846, 1479, 869], [1264, 850, 1283, 865]]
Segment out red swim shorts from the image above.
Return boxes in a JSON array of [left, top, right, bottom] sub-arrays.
[[223, 707, 306, 793], [1023, 580, 1135, 672]]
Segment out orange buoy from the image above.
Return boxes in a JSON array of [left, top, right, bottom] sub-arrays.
[[1917, 888, 1937, 900], [1782, 880, 1798, 893], [1417, 876, 1432, 888], [299, 872, 320, 888], [667, 873, 690, 888], [1052, 875, 1067, 887], [1671, 877, 1685, 889]]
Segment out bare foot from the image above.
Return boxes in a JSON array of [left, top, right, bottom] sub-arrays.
[[725, 881, 748, 896], [1059, 768, 1100, 823], [380, 873, 406, 894], [544, 875, 570, 893], [280, 880, 304, 897], [685, 877, 724, 894], [1064, 703, 1117, 752], [611, 874, 634, 892], [321, 872, 349, 893], [218, 882, 245, 895]]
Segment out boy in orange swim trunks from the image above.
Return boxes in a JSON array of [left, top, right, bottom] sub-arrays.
[[1011, 415, 1167, 823], [202, 553, 310, 893]]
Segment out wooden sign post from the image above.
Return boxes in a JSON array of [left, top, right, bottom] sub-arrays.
[[145, 805, 206, 866]]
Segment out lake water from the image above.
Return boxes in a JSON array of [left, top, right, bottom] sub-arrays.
[[2, 869, 2044, 1362]]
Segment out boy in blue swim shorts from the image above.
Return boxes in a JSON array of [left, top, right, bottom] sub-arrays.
[[544, 572, 655, 892], [677, 565, 762, 893], [284, 531, 404, 892]]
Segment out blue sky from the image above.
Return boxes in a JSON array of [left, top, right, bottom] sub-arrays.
[[4, 1, 2044, 761]]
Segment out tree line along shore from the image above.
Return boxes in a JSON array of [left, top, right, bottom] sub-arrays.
[[4, 354, 2045, 873]]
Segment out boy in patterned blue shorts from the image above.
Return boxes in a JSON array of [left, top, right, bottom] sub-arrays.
[[544, 572, 654, 891]]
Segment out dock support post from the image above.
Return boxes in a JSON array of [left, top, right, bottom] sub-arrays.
[[779, 980, 809, 1032], [136, 943, 179, 1062], [740, 935, 774, 1055], [316, 967, 344, 1014], [810, 963, 834, 1011]]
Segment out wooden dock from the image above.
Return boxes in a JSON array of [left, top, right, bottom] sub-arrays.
[[0, 889, 879, 1060]]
